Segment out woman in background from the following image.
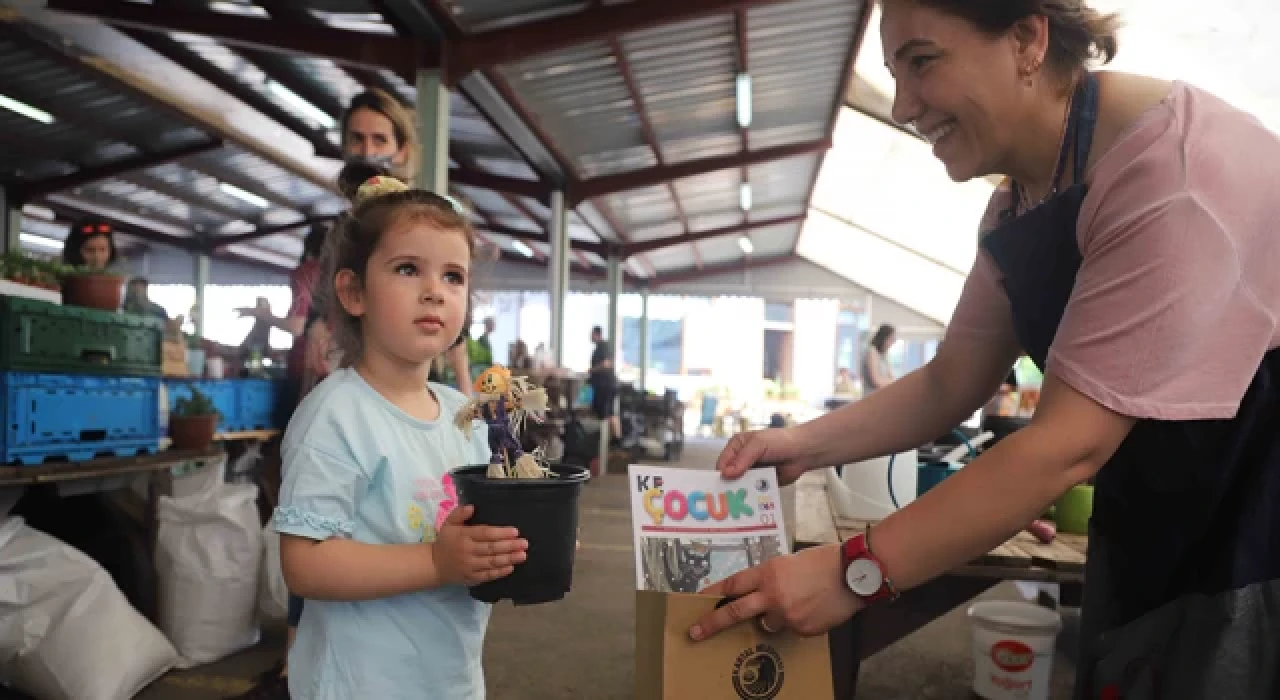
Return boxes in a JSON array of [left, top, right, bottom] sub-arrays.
[[61, 217, 117, 271], [861, 324, 897, 392]]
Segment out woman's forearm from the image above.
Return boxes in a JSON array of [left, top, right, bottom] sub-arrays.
[[868, 424, 1096, 591], [797, 363, 975, 468], [281, 536, 443, 601]]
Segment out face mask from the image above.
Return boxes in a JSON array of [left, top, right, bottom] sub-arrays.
[[344, 152, 396, 169]]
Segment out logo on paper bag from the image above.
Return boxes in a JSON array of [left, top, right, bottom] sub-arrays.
[[991, 640, 1035, 672], [731, 643, 784, 699]]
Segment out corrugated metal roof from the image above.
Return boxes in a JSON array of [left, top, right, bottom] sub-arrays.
[[7, 0, 866, 282]]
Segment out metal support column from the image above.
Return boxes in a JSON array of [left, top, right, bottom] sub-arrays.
[[193, 254, 210, 338], [415, 69, 450, 193], [1, 188, 22, 254], [548, 190, 569, 367], [639, 287, 650, 393], [599, 254, 624, 472], [606, 254, 622, 366]]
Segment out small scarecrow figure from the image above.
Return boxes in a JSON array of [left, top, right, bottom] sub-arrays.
[[457, 366, 550, 479]]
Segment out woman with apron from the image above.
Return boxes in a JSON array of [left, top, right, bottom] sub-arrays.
[[688, 1, 1280, 697]]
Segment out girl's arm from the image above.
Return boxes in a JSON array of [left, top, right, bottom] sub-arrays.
[[281, 505, 526, 601], [281, 536, 438, 600]]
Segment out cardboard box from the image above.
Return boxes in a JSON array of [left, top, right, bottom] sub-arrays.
[[636, 591, 833, 700]]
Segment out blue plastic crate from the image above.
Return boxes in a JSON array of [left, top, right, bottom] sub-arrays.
[[166, 380, 238, 432], [1, 372, 161, 465], [234, 379, 286, 431]]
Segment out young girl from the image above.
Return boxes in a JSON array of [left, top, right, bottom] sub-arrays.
[[273, 176, 528, 700]]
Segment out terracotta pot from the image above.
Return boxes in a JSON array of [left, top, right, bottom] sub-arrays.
[[61, 274, 124, 311], [170, 414, 217, 450]]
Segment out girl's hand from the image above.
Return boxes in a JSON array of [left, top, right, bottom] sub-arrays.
[[433, 505, 528, 586], [717, 428, 812, 485], [688, 544, 863, 641]]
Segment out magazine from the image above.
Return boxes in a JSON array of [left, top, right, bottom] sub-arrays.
[[628, 464, 790, 592]]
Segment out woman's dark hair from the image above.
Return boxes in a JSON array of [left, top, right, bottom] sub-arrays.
[[913, 0, 1121, 77], [337, 162, 392, 202], [870, 324, 897, 354], [319, 181, 477, 365], [61, 217, 119, 267], [301, 223, 329, 263]]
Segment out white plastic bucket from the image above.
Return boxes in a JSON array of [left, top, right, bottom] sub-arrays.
[[826, 450, 918, 521], [968, 601, 1061, 700]]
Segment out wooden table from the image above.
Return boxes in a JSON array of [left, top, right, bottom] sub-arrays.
[[794, 471, 1088, 699]]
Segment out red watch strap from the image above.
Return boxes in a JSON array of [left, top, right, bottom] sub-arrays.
[[843, 533, 898, 603]]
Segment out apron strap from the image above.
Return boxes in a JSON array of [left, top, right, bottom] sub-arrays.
[[1006, 72, 1100, 218]]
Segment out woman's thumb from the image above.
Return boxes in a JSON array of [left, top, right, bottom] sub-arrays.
[[717, 434, 759, 478]]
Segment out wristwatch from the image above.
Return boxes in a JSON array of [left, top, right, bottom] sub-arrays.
[[841, 532, 898, 604]]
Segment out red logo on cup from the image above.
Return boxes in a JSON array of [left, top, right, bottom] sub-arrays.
[[991, 640, 1035, 672]]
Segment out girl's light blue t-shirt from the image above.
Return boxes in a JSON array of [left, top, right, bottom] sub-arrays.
[[273, 368, 491, 700]]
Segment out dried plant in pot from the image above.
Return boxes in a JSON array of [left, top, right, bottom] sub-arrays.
[[452, 366, 590, 605], [170, 385, 219, 450]]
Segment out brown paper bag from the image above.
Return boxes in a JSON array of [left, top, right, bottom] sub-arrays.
[[636, 590, 834, 700]]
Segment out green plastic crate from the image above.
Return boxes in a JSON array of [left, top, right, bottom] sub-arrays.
[[0, 296, 165, 376]]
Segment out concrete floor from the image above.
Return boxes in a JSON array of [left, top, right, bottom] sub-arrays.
[[133, 438, 1078, 699]]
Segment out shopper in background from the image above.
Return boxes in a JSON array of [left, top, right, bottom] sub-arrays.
[[61, 217, 117, 271], [691, 1, 1280, 696], [122, 277, 169, 321], [589, 325, 621, 443], [861, 323, 897, 392]]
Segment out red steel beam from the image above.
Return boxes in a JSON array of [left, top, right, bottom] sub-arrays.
[[214, 215, 341, 247], [572, 139, 830, 203], [450, 168, 553, 204], [451, 0, 793, 77], [649, 252, 795, 287], [17, 138, 223, 198], [498, 192, 596, 269], [624, 214, 805, 256], [793, 0, 873, 256], [609, 36, 672, 273], [46, 0, 419, 79]]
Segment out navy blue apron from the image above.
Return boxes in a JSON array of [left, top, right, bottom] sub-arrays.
[[981, 74, 1280, 699]]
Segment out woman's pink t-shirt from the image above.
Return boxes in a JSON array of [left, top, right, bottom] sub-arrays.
[[950, 82, 1280, 421]]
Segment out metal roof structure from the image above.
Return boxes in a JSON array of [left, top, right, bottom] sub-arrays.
[[0, 0, 869, 283]]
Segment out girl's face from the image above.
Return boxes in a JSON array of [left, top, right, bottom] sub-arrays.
[[80, 234, 112, 270], [338, 220, 470, 368]]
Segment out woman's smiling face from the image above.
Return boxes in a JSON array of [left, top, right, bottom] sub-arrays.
[[881, 0, 1033, 182]]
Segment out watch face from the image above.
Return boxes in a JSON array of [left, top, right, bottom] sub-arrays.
[[845, 558, 883, 597]]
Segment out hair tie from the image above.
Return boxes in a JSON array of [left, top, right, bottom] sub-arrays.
[[355, 175, 409, 204]]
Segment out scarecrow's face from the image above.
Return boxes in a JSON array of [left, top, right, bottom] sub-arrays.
[[475, 367, 510, 395]]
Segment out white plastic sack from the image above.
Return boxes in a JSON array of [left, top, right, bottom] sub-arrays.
[[156, 483, 263, 668], [0, 517, 178, 700], [257, 523, 289, 622], [169, 453, 229, 500]]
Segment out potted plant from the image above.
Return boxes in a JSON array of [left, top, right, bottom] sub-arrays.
[[452, 366, 589, 605], [170, 385, 219, 450], [60, 263, 125, 311]]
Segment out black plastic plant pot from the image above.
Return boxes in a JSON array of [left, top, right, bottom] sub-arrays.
[[451, 463, 590, 605]]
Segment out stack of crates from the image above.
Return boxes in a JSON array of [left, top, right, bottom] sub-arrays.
[[0, 296, 166, 465], [164, 378, 290, 434]]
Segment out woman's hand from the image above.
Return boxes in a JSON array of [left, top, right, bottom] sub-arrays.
[[688, 544, 863, 641], [717, 428, 813, 485], [432, 505, 528, 587]]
